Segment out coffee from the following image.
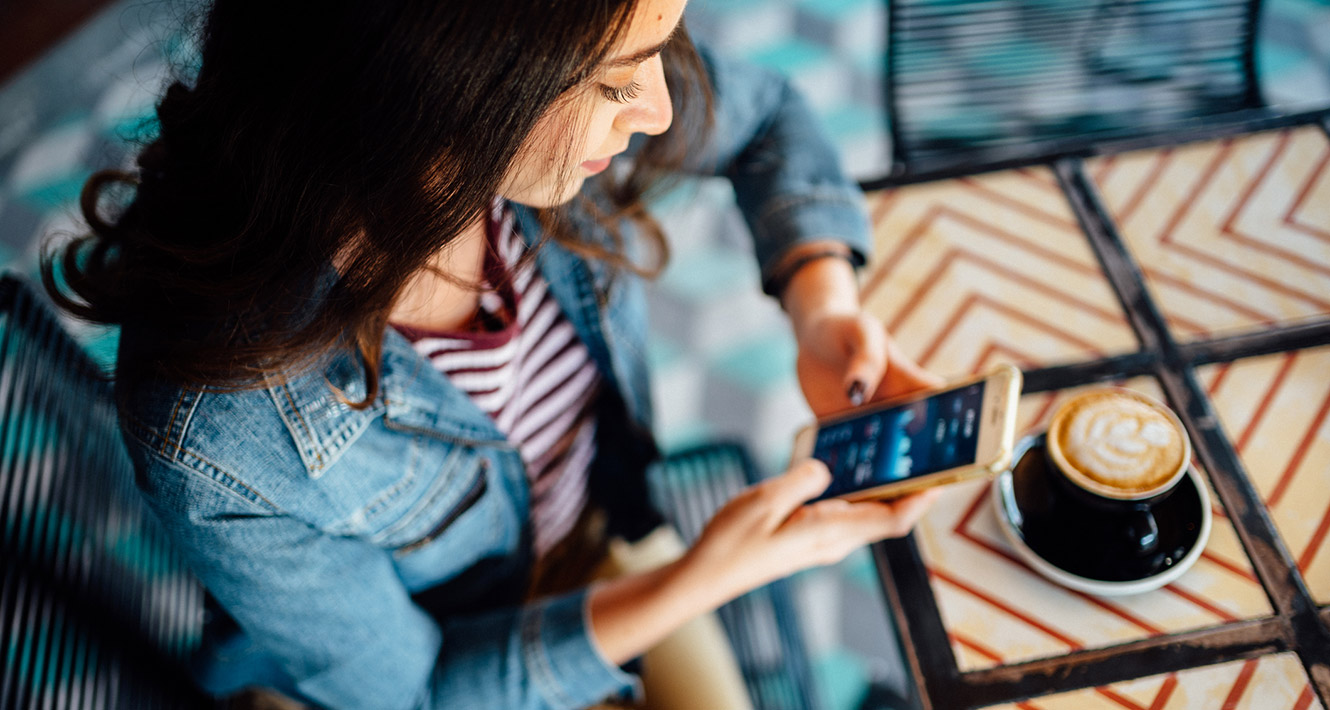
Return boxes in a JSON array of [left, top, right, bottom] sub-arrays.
[[1047, 389, 1189, 501]]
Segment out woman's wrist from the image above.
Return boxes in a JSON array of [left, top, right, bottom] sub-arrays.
[[775, 242, 864, 340], [587, 552, 734, 665]]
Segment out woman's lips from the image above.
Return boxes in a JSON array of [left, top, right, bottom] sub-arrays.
[[581, 156, 613, 174]]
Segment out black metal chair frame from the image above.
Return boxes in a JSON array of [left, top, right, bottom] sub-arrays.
[[864, 0, 1323, 188], [0, 274, 210, 710]]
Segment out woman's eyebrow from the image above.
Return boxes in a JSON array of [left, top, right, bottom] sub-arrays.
[[603, 22, 682, 69]]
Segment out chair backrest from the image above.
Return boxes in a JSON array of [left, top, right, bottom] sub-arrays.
[[886, 0, 1265, 177], [0, 274, 209, 709], [649, 443, 823, 710]]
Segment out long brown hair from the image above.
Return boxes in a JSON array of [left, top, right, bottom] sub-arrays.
[[42, 0, 712, 406]]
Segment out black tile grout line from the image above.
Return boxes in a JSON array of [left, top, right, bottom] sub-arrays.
[[990, 317, 1330, 396], [873, 534, 956, 710], [1055, 157, 1330, 704], [1180, 319, 1330, 365], [1020, 352, 1158, 394], [858, 107, 1330, 192], [951, 618, 1288, 708]]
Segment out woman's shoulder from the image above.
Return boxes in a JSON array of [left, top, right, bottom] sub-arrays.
[[115, 361, 389, 514]]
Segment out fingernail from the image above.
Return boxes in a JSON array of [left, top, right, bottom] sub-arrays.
[[847, 381, 866, 406]]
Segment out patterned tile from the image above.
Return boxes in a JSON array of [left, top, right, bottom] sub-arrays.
[[915, 377, 1269, 673], [862, 166, 1138, 376], [1199, 346, 1330, 604], [1086, 126, 1330, 341], [979, 653, 1321, 710]]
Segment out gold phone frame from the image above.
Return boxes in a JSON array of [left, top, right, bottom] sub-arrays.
[[791, 364, 1023, 501]]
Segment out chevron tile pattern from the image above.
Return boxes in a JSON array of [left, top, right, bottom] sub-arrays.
[[1200, 347, 1330, 605], [1086, 126, 1330, 341], [861, 167, 1138, 376], [867, 168, 1138, 377], [980, 653, 1323, 710]]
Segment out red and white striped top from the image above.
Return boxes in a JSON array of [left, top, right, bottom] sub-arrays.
[[393, 201, 600, 558]]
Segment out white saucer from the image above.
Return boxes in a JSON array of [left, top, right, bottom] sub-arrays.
[[990, 436, 1213, 597]]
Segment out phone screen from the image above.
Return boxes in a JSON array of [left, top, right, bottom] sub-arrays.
[[812, 382, 986, 498]]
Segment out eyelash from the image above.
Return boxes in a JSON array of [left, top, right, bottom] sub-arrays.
[[599, 80, 643, 104]]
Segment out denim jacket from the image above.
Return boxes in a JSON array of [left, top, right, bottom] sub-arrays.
[[117, 46, 872, 710]]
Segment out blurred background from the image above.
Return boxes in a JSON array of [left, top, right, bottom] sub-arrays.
[[1, 1, 1327, 708]]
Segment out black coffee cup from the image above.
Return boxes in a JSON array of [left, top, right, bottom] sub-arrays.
[[1043, 388, 1191, 556]]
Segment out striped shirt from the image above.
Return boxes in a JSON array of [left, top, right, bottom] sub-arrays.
[[393, 201, 600, 558]]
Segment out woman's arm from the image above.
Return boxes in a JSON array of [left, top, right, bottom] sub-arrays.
[[689, 45, 874, 280], [589, 459, 938, 664], [774, 239, 944, 415], [693, 46, 941, 411]]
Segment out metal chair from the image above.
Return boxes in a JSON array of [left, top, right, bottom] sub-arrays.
[[648, 443, 823, 710], [0, 273, 209, 709], [880, 0, 1272, 181]]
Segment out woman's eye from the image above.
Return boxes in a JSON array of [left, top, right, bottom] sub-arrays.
[[599, 80, 643, 104]]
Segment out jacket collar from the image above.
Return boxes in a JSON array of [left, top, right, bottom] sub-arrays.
[[298, 203, 641, 447]]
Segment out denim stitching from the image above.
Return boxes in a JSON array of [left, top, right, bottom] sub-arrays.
[[522, 606, 577, 709], [280, 384, 323, 469], [269, 382, 325, 474], [120, 414, 278, 511], [158, 390, 187, 458], [755, 191, 861, 237]]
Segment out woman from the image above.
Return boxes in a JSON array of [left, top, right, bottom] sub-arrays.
[[44, 0, 939, 707]]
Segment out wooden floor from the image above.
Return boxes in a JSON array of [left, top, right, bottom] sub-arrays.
[[0, 0, 116, 84]]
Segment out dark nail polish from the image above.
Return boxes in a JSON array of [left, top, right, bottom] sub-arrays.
[[847, 381, 866, 406]]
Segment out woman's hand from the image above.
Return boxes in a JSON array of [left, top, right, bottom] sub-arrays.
[[587, 460, 937, 665], [794, 311, 942, 416], [774, 240, 943, 416], [687, 459, 940, 604]]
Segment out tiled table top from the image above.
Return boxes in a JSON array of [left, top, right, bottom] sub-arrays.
[[1199, 347, 1330, 605], [863, 124, 1330, 708], [861, 166, 1137, 372], [980, 653, 1323, 710], [1087, 125, 1330, 340]]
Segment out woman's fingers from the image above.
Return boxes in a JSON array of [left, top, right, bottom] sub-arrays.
[[754, 459, 832, 526], [788, 487, 942, 559], [875, 334, 944, 400], [880, 487, 943, 532], [840, 315, 888, 405]]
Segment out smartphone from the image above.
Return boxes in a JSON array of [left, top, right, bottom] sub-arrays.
[[791, 364, 1022, 501]]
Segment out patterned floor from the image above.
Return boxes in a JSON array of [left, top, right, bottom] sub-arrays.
[[3, 1, 1330, 709]]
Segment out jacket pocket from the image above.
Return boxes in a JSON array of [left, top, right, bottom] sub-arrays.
[[394, 464, 489, 555]]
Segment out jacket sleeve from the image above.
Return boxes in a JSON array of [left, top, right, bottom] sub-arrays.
[[688, 43, 874, 293], [128, 447, 634, 710]]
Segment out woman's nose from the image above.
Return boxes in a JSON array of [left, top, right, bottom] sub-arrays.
[[618, 55, 673, 136]]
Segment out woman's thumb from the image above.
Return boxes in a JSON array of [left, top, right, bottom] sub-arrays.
[[764, 459, 832, 520]]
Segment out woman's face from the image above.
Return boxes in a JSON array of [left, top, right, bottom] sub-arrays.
[[498, 0, 687, 207]]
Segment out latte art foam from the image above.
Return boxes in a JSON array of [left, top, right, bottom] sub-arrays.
[[1049, 390, 1188, 498]]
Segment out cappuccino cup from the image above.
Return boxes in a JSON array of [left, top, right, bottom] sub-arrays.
[[1047, 388, 1190, 504], [1045, 388, 1191, 554]]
